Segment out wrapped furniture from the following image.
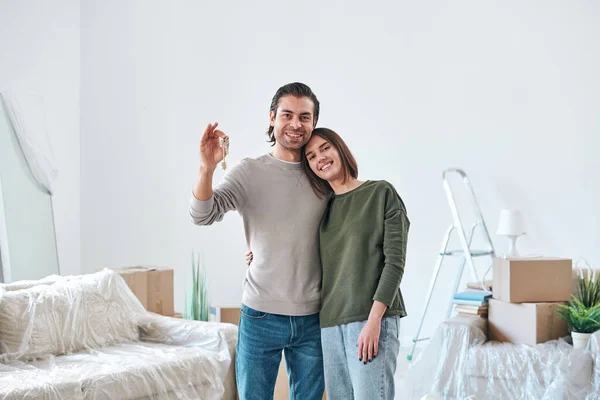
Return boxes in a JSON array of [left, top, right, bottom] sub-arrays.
[[405, 316, 600, 399], [0, 269, 237, 400]]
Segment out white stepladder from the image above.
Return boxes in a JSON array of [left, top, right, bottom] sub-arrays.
[[407, 168, 496, 361]]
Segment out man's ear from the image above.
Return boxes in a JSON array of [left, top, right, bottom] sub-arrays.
[[269, 110, 275, 127]]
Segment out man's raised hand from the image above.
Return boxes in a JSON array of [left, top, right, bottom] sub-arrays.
[[199, 122, 229, 171]]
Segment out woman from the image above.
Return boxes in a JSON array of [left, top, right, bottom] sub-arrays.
[[247, 127, 409, 400]]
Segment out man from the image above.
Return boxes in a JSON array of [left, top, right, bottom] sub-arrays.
[[189, 83, 327, 400]]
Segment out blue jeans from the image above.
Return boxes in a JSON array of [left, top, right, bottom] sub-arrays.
[[236, 304, 325, 400], [321, 316, 401, 400]]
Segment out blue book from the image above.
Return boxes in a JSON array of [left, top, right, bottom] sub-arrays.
[[453, 291, 492, 302]]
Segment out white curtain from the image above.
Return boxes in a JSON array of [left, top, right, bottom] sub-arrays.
[[0, 91, 58, 195]]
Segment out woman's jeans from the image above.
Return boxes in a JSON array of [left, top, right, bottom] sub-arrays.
[[321, 316, 401, 400]]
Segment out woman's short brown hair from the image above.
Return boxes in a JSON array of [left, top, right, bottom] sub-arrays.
[[301, 127, 358, 199]]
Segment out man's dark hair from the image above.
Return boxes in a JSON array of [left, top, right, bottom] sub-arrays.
[[266, 82, 320, 146]]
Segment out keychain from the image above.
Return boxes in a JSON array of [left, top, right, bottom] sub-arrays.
[[220, 137, 229, 170]]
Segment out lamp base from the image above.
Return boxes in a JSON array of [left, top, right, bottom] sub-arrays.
[[505, 235, 521, 258]]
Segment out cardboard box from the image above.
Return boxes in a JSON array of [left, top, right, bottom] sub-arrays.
[[111, 267, 149, 309], [110, 266, 174, 316], [492, 257, 572, 303], [488, 299, 568, 346], [146, 267, 174, 316], [209, 306, 241, 325]]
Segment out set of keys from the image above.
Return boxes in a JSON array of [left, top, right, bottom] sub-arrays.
[[220, 137, 229, 170]]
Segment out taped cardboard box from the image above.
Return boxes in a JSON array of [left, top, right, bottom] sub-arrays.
[[492, 257, 572, 303], [110, 266, 174, 316], [488, 299, 568, 346], [147, 267, 174, 316], [111, 267, 149, 309], [209, 306, 241, 325]]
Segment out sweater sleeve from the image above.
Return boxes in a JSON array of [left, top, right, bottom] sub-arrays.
[[189, 160, 249, 226], [373, 184, 410, 306]]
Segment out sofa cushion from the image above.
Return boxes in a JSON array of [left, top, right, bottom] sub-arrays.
[[27, 342, 228, 400], [467, 338, 592, 385], [58, 270, 147, 353], [0, 362, 84, 399], [0, 270, 146, 361], [0, 284, 54, 359], [82, 342, 227, 399], [467, 347, 593, 399], [0, 342, 229, 400]]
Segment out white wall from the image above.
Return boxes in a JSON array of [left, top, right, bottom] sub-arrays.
[[0, 0, 81, 276], [80, 0, 600, 342]]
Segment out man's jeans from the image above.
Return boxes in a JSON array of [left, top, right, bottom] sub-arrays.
[[236, 304, 325, 400], [321, 316, 401, 400]]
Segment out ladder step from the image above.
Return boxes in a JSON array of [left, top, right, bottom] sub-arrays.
[[440, 250, 494, 257], [411, 337, 431, 343]]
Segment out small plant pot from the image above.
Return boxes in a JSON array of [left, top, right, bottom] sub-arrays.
[[572, 331, 592, 350]]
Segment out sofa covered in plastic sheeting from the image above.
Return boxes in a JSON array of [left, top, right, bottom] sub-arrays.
[[0, 269, 238, 400], [405, 316, 600, 400]]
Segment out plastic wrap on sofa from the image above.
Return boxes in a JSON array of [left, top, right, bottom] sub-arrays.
[[0, 269, 237, 400], [405, 316, 600, 400]]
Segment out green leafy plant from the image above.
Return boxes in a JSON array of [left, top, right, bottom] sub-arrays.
[[556, 297, 600, 334], [184, 251, 209, 321], [577, 269, 600, 308], [556, 269, 600, 334]]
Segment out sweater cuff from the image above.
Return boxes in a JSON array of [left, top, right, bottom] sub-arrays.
[[189, 194, 214, 213], [373, 292, 395, 308]]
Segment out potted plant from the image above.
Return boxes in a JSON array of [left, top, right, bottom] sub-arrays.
[[556, 268, 600, 349], [184, 251, 210, 321]]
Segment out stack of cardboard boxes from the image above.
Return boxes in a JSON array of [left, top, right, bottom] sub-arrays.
[[488, 257, 572, 346]]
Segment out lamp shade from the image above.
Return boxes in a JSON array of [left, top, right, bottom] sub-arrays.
[[496, 209, 525, 236]]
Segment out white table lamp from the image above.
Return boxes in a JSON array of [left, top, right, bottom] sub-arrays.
[[496, 209, 526, 258]]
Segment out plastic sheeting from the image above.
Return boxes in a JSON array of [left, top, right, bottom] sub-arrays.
[[405, 316, 600, 400], [0, 92, 58, 195], [0, 269, 237, 400]]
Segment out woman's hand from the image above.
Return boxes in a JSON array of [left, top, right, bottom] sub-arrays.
[[357, 318, 380, 363], [245, 251, 253, 265]]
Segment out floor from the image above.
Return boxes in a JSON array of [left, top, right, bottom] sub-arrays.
[[395, 345, 417, 398]]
